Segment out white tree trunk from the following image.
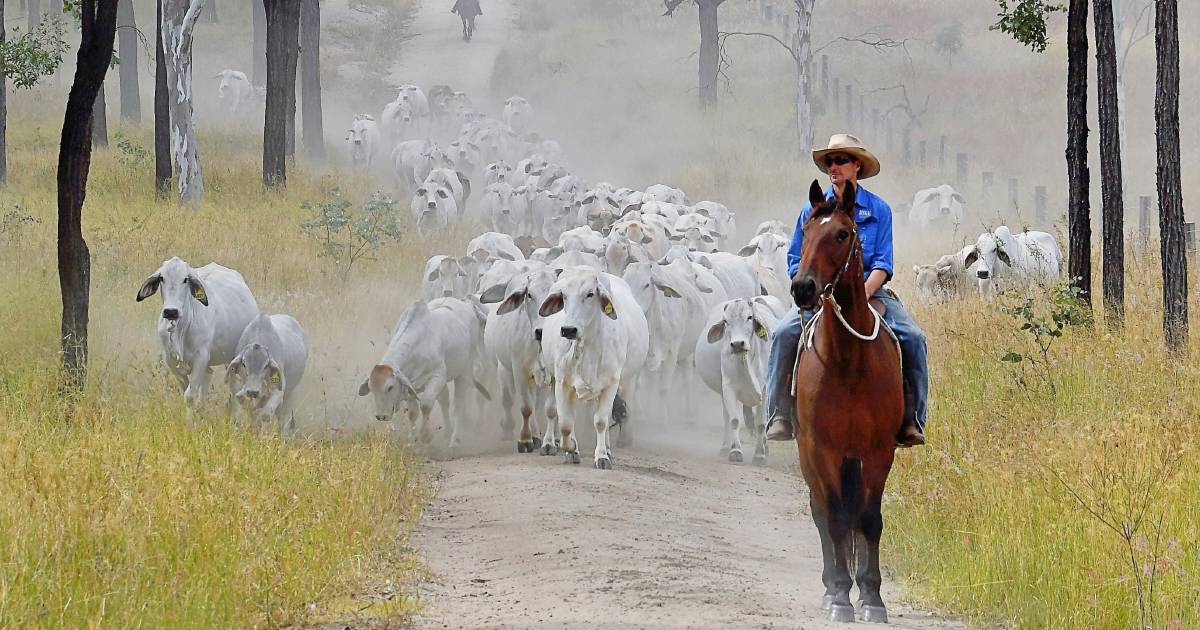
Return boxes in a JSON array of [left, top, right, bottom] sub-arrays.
[[162, 0, 206, 204], [792, 0, 815, 156]]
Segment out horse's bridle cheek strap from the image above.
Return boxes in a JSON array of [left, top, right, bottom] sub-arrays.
[[821, 228, 861, 299]]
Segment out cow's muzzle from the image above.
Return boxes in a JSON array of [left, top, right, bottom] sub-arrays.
[[730, 340, 748, 354], [977, 270, 990, 280], [560, 326, 578, 340], [162, 308, 180, 321], [534, 328, 543, 342], [243, 389, 260, 399]]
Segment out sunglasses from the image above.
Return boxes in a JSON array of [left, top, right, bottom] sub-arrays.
[[824, 154, 855, 167]]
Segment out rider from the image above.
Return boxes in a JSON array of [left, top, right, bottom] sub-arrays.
[[764, 133, 928, 447], [451, 0, 482, 16]]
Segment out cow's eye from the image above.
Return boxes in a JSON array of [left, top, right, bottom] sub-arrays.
[[586, 291, 594, 298], [836, 230, 850, 242]]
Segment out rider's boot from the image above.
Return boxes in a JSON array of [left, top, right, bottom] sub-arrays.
[[766, 412, 795, 441], [895, 386, 925, 448]]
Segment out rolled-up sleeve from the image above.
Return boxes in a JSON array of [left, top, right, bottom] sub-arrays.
[[869, 201, 894, 280], [786, 205, 811, 279]]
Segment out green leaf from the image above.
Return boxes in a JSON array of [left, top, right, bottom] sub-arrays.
[[1001, 352, 1024, 363]]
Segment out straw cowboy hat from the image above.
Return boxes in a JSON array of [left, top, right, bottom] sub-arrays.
[[812, 133, 881, 179]]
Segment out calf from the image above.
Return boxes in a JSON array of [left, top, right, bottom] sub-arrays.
[[137, 257, 259, 407], [503, 95, 534, 135], [482, 182, 520, 235], [214, 69, 254, 114], [422, 254, 473, 300], [346, 115, 382, 170], [411, 183, 457, 235], [226, 313, 309, 431], [538, 268, 648, 469]]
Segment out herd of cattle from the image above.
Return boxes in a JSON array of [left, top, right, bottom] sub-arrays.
[[152, 79, 1065, 468]]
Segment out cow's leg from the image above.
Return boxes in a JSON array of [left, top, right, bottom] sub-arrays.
[[592, 384, 619, 470], [183, 351, 211, 407], [516, 373, 536, 453], [751, 404, 769, 465], [720, 377, 743, 462], [540, 383, 560, 455], [497, 364, 516, 440], [448, 376, 472, 452], [555, 382, 579, 464]]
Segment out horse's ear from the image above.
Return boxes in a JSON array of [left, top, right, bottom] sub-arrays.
[[841, 182, 857, 216], [808, 180, 824, 208]]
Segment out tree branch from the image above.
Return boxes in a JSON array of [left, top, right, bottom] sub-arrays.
[[814, 32, 912, 55], [717, 30, 799, 62], [662, 0, 688, 17]]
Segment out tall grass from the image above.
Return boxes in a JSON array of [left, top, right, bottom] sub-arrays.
[[0, 111, 450, 626]]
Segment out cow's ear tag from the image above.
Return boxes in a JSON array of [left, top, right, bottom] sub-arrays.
[[603, 302, 614, 316], [757, 325, 767, 338], [270, 371, 281, 385]]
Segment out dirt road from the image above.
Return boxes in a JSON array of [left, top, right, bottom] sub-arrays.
[[389, 0, 515, 101]]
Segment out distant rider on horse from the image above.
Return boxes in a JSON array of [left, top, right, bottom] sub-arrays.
[[451, 0, 482, 40], [765, 133, 928, 447]]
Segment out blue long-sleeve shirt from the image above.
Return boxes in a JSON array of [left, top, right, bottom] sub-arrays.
[[785, 184, 895, 282]]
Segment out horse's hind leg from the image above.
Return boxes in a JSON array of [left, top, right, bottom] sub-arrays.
[[855, 489, 888, 623]]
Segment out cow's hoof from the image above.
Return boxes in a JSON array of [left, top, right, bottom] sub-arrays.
[[828, 603, 856, 623], [540, 443, 559, 456], [517, 441, 532, 453], [531, 436, 543, 448], [821, 594, 835, 611], [752, 453, 768, 467], [728, 450, 743, 463], [858, 605, 888, 624], [564, 451, 580, 465], [594, 457, 612, 470]]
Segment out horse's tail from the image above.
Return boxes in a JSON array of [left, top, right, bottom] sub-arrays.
[[839, 457, 864, 530]]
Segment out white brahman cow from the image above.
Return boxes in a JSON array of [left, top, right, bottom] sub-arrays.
[[909, 184, 966, 229], [964, 226, 1062, 297], [225, 313, 309, 431], [136, 257, 259, 407]]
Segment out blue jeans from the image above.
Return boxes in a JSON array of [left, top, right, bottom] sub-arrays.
[[765, 289, 929, 431]]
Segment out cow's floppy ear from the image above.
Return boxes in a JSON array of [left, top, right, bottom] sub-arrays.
[[912, 265, 921, 275], [479, 283, 508, 304], [136, 273, 162, 302], [357, 379, 371, 397], [538, 292, 564, 317], [737, 245, 757, 257], [753, 318, 769, 339], [996, 248, 1012, 267], [426, 266, 440, 281], [808, 180, 825, 208], [186, 274, 209, 306], [496, 290, 527, 315], [266, 360, 284, 389], [497, 250, 516, 261], [963, 248, 979, 268], [599, 294, 618, 319], [654, 282, 681, 298], [225, 354, 245, 387], [706, 321, 726, 343]]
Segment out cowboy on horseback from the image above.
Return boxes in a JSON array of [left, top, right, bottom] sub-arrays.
[[764, 133, 928, 447], [451, 0, 483, 41]]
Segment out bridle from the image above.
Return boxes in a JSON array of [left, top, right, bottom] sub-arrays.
[[803, 214, 884, 346]]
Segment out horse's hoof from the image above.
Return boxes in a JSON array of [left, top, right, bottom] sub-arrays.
[[858, 605, 888, 624], [564, 451, 580, 465], [821, 594, 835, 611], [752, 453, 768, 466], [594, 457, 613, 470], [517, 441, 531, 453], [540, 443, 559, 456], [728, 450, 743, 463], [828, 603, 856, 623]]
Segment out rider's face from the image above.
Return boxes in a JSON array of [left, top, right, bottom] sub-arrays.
[[825, 153, 861, 186]]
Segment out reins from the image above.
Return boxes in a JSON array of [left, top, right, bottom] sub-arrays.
[[803, 221, 884, 348]]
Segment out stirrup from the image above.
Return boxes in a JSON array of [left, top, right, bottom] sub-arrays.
[[766, 418, 794, 441]]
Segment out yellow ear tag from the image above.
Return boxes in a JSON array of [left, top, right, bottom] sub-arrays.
[[757, 327, 767, 339], [270, 372, 281, 385], [194, 288, 206, 301], [603, 302, 614, 316]]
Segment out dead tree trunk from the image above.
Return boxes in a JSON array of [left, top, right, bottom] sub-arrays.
[[697, 0, 722, 107], [91, 82, 108, 146], [1094, 0, 1124, 326], [59, 0, 119, 390], [792, 0, 814, 155], [1066, 0, 1092, 307], [162, 0, 206, 204], [0, 0, 7, 186], [154, 0, 171, 195], [263, 0, 300, 187], [117, 0, 140, 122], [252, 0, 267, 87], [1155, 0, 1186, 352], [300, 0, 323, 161]]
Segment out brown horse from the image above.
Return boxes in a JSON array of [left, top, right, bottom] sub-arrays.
[[791, 180, 904, 624]]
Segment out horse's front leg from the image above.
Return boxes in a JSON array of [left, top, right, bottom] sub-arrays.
[[822, 488, 856, 623], [809, 494, 840, 613], [855, 487, 889, 622]]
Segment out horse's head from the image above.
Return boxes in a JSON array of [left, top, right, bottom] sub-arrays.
[[792, 179, 860, 309]]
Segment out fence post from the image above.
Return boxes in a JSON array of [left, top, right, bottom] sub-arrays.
[[1008, 178, 1019, 212], [918, 140, 927, 166], [1035, 185, 1047, 225], [1139, 195, 1152, 247], [938, 135, 948, 174], [820, 54, 829, 99], [955, 153, 968, 190], [982, 171, 994, 207], [1186, 222, 1197, 257], [832, 77, 840, 109]]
